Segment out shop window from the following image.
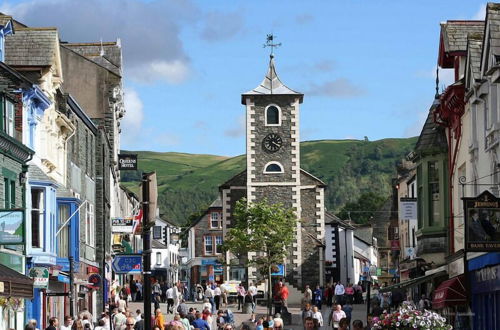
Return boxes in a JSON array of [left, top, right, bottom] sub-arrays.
[[31, 188, 44, 248], [57, 204, 70, 258], [204, 236, 213, 255]]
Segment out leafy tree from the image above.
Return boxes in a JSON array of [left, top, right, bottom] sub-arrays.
[[336, 192, 387, 224], [222, 199, 297, 315]]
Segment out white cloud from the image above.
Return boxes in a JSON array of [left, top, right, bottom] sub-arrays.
[[224, 115, 245, 138], [3, 0, 197, 84], [404, 110, 428, 137], [307, 78, 366, 98], [415, 66, 455, 91], [121, 87, 144, 145], [472, 4, 487, 20]]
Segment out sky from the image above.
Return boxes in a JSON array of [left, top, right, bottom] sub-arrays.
[[0, 0, 489, 156]]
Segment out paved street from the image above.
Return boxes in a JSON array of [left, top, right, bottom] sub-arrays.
[[128, 300, 367, 329]]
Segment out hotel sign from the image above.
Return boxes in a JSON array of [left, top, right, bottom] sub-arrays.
[[463, 190, 500, 252], [118, 154, 138, 170]]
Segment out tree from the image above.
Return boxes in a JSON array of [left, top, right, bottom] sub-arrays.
[[222, 198, 297, 315]]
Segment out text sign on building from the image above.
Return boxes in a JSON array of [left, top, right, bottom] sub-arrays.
[[111, 217, 134, 233], [118, 154, 138, 170], [0, 210, 24, 245], [399, 198, 417, 221], [29, 267, 49, 289], [112, 254, 142, 274], [463, 190, 500, 252]]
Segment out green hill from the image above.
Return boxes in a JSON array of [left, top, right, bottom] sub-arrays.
[[122, 137, 417, 225]]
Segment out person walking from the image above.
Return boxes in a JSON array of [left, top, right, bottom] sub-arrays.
[[328, 304, 346, 329], [154, 308, 165, 330], [166, 286, 175, 313], [303, 285, 313, 308], [313, 285, 323, 310], [334, 282, 345, 305], [311, 306, 323, 328], [205, 283, 215, 314], [301, 303, 313, 326], [237, 283, 246, 311], [214, 283, 222, 310], [248, 282, 258, 312], [345, 284, 354, 304]]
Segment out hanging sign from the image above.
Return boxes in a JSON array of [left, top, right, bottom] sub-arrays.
[[118, 154, 138, 170], [463, 190, 500, 252], [29, 267, 49, 289], [399, 198, 417, 221], [111, 217, 134, 233], [88, 273, 102, 288]]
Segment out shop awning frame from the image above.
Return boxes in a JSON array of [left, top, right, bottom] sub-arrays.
[[0, 264, 34, 299], [432, 274, 466, 309], [379, 270, 447, 293]]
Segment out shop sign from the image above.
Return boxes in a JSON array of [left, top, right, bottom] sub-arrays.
[[88, 273, 101, 288], [390, 240, 400, 250], [0, 210, 24, 245], [463, 190, 500, 251], [29, 267, 49, 289], [471, 264, 500, 294], [118, 154, 138, 170], [399, 198, 417, 221], [271, 264, 285, 276], [111, 217, 134, 233]]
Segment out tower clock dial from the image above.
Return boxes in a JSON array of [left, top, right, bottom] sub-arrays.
[[262, 133, 283, 153]]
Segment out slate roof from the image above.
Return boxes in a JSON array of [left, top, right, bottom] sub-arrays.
[[63, 42, 122, 76], [152, 239, 168, 249], [5, 28, 59, 67], [413, 104, 448, 155], [209, 196, 222, 208], [440, 20, 484, 53], [242, 55, 303, 104], [28, 164, 58, 185], [325, 212, 355, 229], [485, 3, 500, 59], [0, 15, 12, 27], [467, 33, 484, 81]]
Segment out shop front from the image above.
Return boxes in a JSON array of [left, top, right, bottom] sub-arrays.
[[469, 252, 500, 330]]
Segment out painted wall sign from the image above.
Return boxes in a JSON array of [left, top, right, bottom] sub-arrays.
[[463, 190, 500, 252], [118, 154, 138, 170], [29, 267, 49, 289], [111, 217, 134, 233], [0, 210, 24, 244]]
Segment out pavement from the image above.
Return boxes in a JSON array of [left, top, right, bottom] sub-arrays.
[[128, 299, 367, 329]]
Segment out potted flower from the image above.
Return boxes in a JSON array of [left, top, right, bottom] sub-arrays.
[[371, 303, 452, 329]]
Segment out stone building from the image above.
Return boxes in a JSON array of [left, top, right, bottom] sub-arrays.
[[220, 55, 326, 289]]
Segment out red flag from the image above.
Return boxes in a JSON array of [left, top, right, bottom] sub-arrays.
[[133, 208, 143, 234]]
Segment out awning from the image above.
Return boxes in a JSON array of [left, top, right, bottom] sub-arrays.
[[0, 264, 34, 299], [432, 275, 466, 309], [379, 270, 447, 293]]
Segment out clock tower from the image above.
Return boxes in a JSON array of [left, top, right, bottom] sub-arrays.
[[241, 54, 305, 284]]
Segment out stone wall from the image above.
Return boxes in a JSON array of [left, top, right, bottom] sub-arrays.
[[193, 208, 223, 258]]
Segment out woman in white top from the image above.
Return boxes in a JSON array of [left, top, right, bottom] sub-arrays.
[[312, 305, 323, 327]]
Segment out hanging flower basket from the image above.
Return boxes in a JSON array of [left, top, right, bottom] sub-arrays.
[[371, 303, 452, 330]]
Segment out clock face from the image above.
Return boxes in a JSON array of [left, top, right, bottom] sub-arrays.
[[262, 133, 283, 153]]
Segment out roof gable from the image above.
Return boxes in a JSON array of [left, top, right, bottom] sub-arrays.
[[438, 20, 484, 68], [465, 33, 483, 91], [5, 28, 60, 68], [63, 41, 122, 77]]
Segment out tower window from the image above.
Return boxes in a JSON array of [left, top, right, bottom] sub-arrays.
[[263, 162, 284, 174], [265, 105, 281, 126]]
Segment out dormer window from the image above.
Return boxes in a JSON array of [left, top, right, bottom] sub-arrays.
[[264, 161, 284, 174], [265, 104, 281, 126]]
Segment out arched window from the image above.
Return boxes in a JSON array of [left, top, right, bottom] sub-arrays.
[[263, 162, 284, 174], [266, 105, 281, 126]]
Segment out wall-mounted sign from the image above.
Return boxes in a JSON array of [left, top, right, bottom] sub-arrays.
[[118, 154, 138, 170], [271, 264, 285, 276], [399, 198, 417, 221], [29, 267, 49, 289], [0, 210, 24, 245], [111, 217, 134, 233], [88, 273, 101, 288], [112, 254, 142, 274], [463, 190, 500, 252], [153, 226, 162, 240]]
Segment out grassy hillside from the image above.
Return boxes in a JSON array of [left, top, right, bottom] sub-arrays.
[[122, 137, 417, 225]]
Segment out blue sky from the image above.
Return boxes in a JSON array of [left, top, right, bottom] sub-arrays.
[[1, 0, 488, 156]]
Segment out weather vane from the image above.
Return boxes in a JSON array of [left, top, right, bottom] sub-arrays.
[[263, 34, 281, 57]]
